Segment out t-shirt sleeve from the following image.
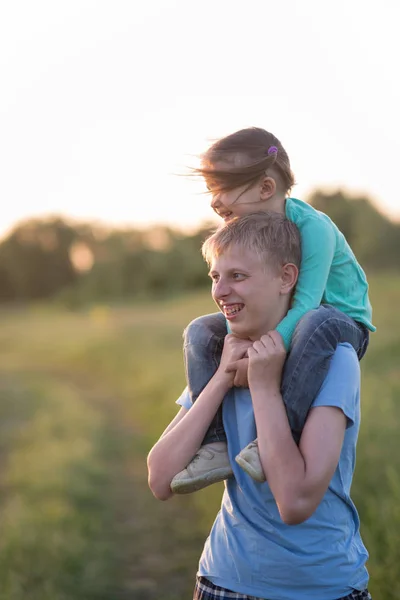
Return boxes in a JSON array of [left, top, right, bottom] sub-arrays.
[[311, 343, 360, 428], [175, 386, 193, 410], [276, 216, 336, 350]]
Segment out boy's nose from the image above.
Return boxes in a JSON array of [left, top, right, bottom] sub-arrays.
[[214, 278, 230, 298]]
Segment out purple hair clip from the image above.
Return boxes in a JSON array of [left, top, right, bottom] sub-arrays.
[[267, 145, 278, 155]]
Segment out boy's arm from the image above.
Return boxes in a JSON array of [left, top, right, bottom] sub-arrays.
[[276, 217, 336, 349], [147, 335, 252, 501], [147, 377, 229, 501], [248, 334, 357, 524], [160, 403, 190, 439]]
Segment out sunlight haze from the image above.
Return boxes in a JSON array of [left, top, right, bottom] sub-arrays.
[[1, 0, 399, 238]]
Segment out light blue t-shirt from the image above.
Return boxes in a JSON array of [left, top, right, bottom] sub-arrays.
[[177, 344, 369, 600]]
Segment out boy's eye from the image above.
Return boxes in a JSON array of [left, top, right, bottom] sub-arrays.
[[233, 273, 245, 280]]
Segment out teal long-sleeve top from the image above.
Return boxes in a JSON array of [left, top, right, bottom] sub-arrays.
[[276, 198, 376, 350]]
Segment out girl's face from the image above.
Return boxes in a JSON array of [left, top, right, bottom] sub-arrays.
[[206, 161, 272, 221], [210, 182, 266, 221]]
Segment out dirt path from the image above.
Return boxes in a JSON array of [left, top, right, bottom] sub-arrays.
[[0, 367, 205, 599]]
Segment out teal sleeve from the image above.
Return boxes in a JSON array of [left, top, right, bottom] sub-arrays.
[[276, 217, 336, 350]]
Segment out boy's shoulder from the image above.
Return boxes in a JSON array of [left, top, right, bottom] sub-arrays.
[[311, 344, 360, 427]]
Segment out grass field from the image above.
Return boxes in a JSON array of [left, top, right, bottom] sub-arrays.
[[0, 274, 399, 599]]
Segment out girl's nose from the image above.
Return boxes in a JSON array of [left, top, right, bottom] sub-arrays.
[[211, 195, 221, 210]]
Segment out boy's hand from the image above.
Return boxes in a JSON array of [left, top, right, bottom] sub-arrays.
[[217, 335, 253, 388], [225, 357, 249, 387], [247, 331, 286, 391]]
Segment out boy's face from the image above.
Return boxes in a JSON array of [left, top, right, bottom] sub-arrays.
[[209, 244, 285, 341]]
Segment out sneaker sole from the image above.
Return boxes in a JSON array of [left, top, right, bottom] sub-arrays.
[[171, 467, 233, 494], [235, 455, 266, 483]]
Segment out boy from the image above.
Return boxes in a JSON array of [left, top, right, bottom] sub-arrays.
[[147, 212, 370, 599]]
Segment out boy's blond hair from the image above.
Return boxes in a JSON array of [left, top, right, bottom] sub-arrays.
[[202, 211, 301, 272]]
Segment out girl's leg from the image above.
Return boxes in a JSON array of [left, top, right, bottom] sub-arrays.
[[183, 312, 227, 443], [235, 305, 369, 480], [281, 304, 369, 443], [171, 312, 231, 494]]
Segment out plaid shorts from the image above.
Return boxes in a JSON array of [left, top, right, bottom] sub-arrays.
[[193, 576, 372, 600]]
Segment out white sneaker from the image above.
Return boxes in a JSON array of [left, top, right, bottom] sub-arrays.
[[235, 439, 266, 482], [170, 442, 233, 494]]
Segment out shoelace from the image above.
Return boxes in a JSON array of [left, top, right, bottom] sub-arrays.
[[192, 447, 217, 462], [246, 441, 258, 451]]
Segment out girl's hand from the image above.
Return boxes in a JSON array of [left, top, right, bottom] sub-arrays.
[[247, 331, 286, 391]]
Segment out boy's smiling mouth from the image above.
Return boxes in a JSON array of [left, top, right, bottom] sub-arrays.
[[220, 303, 244, 318]]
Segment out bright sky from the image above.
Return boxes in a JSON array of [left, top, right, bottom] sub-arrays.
[[1, 0, 399, 239]]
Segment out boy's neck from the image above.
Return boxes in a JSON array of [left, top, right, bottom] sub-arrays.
[[254, 300, 292, 341], [272, 301, 291, 330]]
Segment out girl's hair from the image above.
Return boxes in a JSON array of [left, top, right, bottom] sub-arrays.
[[202, 211, 301, 273], [196, 127, 295, 195]]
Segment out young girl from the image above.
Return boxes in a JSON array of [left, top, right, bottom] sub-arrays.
[[171, 127, 375, 494]]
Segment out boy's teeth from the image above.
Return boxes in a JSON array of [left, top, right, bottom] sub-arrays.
[[224, 304, 243, 316]]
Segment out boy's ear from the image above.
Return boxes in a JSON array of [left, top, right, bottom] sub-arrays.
[[280, 263, 298, 295], [260, 176, 276, 200]]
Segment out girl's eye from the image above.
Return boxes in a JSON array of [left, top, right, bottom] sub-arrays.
[[233, 273, 245, 280], [210, 274, 219, 283]]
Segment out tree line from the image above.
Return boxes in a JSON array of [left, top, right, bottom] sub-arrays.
[[0, 190, 398, 305]]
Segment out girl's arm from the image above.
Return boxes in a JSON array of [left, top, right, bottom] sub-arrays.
[[147, 335, 252, 501], [248, 332, 357, 524], [276, 217, 336, 349]]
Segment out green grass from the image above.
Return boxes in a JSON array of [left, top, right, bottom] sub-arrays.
[[0, 274, 399, 598], [0, 375, 119, 599]]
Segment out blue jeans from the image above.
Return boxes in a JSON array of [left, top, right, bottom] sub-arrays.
[[183, 305, 370, 445]]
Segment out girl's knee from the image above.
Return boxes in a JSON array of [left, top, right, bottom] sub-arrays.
[[297, 305, 342, 331], [183, 312, 226, 346], [293, 305, 349, 348]]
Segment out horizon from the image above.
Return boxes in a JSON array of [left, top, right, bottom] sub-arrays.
[[1, 183, 398, 244]]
